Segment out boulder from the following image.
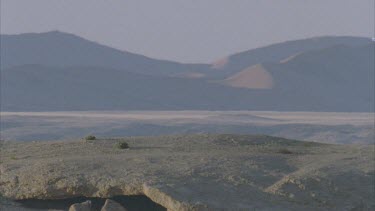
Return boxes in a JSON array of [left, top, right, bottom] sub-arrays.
[[68, 200, 92, 211], [101, 199, 127, 211]]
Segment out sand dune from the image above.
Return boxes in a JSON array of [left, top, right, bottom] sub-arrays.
[[221, 64, 274, 89]]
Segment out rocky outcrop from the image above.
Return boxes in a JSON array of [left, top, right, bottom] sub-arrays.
[[69, 200, 91, 211], [101, 199, 127, 211], [0, 135, 374, 210]]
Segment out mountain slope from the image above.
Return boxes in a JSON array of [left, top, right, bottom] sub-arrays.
[[210, 36, 372, 78], [0, 32, 373, 112], [2, 42, 373, 113], [1, 32, 371, 78], [1, 65, 261, 111], [216, 44, 374, 111], [0, 31, 209, 76], [267, 44, 374, 112]]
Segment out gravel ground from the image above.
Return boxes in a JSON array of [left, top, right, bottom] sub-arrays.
[[0, 134, 374, 210]]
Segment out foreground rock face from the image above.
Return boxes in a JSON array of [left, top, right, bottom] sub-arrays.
[[0, 134, 374, 210], [69, 200, 91, 211], [101, 199, 127, 211]]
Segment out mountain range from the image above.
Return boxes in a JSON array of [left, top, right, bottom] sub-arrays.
[[1, 31, 373, 111]]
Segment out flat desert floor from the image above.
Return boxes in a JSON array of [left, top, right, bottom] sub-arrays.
[[1, 111, 374, 144]]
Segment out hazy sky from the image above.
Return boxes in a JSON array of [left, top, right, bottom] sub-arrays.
[[1, 0, 374, 63]]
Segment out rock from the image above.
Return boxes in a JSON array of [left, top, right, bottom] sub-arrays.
[[69, 200, 92, 211], [101, 199, 127, 211]]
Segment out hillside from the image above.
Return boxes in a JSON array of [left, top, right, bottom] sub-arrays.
[[1, 32, 371, 78], [219, 44, 374, 111], [0, 65, 258, 111], [0, 32, 373, 112], [209, 36, 372, 78], [0, 31, 208, 76]]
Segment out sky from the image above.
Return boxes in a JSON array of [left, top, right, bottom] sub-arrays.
[[1, 0, 374, 63]]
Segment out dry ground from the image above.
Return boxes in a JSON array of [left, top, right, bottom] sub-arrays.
[[0, 134, 374, 210], [1, 111, 373, 144]]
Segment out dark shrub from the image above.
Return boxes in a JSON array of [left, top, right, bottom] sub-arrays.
[[84, 135, 96, 141], [116, 141, 129, 149], [278, 148, 293, 154]]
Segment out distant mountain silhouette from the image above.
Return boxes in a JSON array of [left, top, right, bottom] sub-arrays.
[[1, 32, 371, 77], [222, 44, 374, 111], [0, 31, 208, 76], [209, 36, 371, 78], [0, 32, 373, 111]]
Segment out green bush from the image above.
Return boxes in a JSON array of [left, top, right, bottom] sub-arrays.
[[116, 141, 129, 149], [84, 135, 96, 141]]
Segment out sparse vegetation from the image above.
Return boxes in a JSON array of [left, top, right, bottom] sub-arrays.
[[115, 141, 129, 149], [84, 135, 96, 141], [303, 141, 320, 147], [10, 155, 18, 160], [278, 148, 293, 154]]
